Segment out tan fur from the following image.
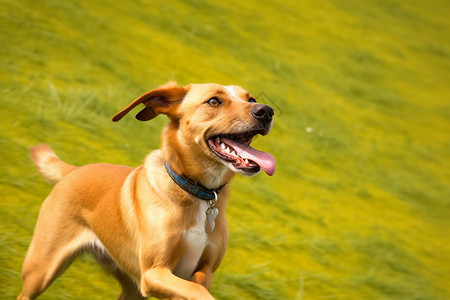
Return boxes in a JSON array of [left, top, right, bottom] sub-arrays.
[[30, 144, 76, 183], [18, 82, 271, 300]]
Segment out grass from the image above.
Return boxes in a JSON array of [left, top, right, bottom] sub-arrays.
[[1, 0, 450, 299]]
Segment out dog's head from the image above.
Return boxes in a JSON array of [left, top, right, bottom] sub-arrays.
[[113, 82, 276, 177]]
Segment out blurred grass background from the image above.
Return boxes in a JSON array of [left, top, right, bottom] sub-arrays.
[[1, 0, 449, 299]]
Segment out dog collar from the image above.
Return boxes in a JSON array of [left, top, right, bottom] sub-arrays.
[[164, 161, 226, 201]]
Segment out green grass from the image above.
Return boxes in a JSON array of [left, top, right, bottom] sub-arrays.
[[1, 0, 449, 299]]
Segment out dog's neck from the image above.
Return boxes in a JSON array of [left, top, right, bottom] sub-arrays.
[[164, 161, 226, 201], [163, 147, 233, 190]]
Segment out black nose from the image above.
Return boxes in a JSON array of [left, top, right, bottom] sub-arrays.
[[252, 104, 274, 125]]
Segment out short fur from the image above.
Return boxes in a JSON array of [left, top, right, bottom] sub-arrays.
[[18, 82, 273, 300]]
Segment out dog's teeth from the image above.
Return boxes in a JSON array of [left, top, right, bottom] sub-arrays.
[[220, 143, 226, 150], [215, 137, 220, 144], [225, 147, 230, 154], [244, 158, 249, 165]]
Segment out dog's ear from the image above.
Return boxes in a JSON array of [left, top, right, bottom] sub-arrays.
[[112, 81, 190, 122]]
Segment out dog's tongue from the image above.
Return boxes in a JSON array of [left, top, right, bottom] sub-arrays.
[[222, 138, 276, 176]]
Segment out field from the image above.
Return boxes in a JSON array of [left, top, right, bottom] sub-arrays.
[[1, 0, 449, 299]]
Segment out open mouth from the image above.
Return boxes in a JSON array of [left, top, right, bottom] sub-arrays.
[[207, 131, 276, 176]]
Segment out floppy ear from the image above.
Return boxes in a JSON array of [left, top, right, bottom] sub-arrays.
[[112, 81, 189, 122]]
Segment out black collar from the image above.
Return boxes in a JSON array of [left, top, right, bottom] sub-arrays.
[[164, 161, 226, 201]]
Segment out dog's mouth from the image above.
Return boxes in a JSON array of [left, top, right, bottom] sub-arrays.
[[207, 131, 276, 176]]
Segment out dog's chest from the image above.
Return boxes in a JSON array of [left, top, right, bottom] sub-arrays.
[[173, 202, 209, 280]]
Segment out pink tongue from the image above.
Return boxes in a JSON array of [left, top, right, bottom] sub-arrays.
[[222, 138, 276, 176]]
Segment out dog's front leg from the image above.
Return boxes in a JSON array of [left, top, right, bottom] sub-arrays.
[[140, 267, 215, 300], [190, 264, 213, 289], [190, 216, 229, 290]]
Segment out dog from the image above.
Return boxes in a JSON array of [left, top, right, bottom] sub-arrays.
[[18, 82, 276, 300]]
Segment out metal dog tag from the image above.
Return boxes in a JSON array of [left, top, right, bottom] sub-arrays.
[[206, 207, 219, 232]]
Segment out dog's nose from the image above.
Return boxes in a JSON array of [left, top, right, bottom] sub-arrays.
[[252, 104, 274, 125]]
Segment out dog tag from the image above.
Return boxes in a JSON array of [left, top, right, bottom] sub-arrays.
[[206, 207, 219, 232]]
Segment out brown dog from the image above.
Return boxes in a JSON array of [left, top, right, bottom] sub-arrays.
[[18, 82, 276, 300]]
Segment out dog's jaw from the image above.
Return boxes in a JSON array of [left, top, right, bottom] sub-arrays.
[[202, 164, 232, 187], [161, 125, 234, 190], [217, 160, 261, 177], [206, 136, 261, 176], [205, 129, 276, 177]]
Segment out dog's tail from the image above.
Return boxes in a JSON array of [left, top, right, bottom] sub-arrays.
[[30, 144, 77, 184]]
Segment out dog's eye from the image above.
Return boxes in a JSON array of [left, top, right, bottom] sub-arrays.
[[206, 97, 222, 107], [249, 97, 257, 103]]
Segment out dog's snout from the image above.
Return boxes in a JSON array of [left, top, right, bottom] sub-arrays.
[[252, 104, 274, 124]]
